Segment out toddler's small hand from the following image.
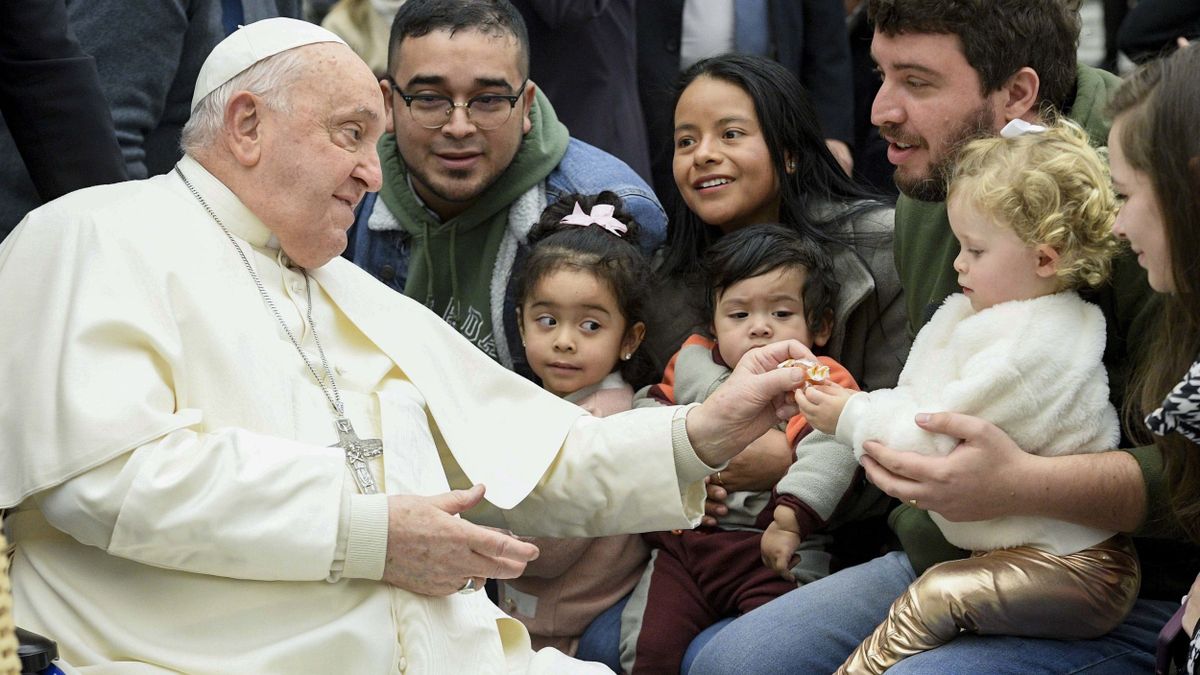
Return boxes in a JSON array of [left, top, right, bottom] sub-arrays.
[[796, 383, 853, 435], [761, 521, 803, 581]]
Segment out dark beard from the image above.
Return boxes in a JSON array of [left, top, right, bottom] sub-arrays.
[[892, 104, 995, 202]]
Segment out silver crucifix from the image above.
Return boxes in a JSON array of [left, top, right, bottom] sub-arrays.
[[331, 417, 384, 494]]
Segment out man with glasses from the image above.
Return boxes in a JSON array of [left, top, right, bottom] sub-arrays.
[[348, 0, 665, 378]]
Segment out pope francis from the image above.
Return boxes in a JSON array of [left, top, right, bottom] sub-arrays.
[[0, 18, 817, 674]]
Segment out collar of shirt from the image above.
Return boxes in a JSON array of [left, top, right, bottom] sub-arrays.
[[176, 154, 280, 250]]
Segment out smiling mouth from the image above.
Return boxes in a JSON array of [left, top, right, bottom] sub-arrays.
[[880, 125, 922, 150]]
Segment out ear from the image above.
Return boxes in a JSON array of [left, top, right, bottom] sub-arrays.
[[1000, 66, 1040, 124], [1034, 244, 1060, 279], [621, 321, 646, 357], [811, 310, 834, 349], [784, 150, 798, 175], [379, 79, 395, 134], [224, 91, 265, 167], [521, 80, 536, 135], [516, 306, 526, 341]]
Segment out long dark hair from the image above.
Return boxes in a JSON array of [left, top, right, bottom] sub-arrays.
[[1110, 48, 1200, 539], [660, 53, 886, 278], [515, 192, 653, 384]]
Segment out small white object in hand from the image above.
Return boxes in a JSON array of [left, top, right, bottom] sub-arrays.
[[777, 358, 831, 388]]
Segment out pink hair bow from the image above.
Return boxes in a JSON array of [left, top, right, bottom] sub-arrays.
[[559, 202, 628, 236]]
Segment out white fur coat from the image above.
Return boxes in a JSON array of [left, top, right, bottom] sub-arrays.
[[836, 292, 1120, 554]]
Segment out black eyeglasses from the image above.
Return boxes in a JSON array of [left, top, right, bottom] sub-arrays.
[[389, 79, 528, 130]]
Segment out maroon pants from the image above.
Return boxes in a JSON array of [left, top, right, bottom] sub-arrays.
[[625, 528, 798, 674]]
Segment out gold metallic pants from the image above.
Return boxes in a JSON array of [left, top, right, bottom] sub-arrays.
[[837, 535, 1140, 674]]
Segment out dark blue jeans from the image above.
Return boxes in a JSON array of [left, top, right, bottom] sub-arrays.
[[574, 593, 734, 673]]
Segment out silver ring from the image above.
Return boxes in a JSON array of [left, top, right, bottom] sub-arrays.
[[458, 578, 479, 594], [908, 498, 919, 508]]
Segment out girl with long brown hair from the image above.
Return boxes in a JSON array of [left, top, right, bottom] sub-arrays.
[[1107, 45, 1200, 671]]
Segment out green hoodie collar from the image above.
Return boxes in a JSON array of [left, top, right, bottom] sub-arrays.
[[1065, 63, 1123, 147]]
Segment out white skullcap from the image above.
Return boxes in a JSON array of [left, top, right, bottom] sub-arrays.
[[191, 17, 348, 112]]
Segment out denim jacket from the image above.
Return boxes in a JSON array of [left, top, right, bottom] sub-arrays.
[[346, 138, 666, 380]]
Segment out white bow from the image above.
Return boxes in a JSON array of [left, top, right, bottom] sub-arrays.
[[559, 202, 628, 236], [999, 118, 1047, 139]]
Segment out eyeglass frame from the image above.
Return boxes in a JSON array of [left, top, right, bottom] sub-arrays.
[[387, 78, 530, 130]]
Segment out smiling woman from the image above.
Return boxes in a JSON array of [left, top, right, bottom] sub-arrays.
[[672, 76, 780, 233], [636, 58, 911, 661], [645, 54, 908, 399]]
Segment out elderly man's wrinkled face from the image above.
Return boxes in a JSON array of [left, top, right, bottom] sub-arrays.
[[384, 28, 533, 221], [257, 44, 384, 268]]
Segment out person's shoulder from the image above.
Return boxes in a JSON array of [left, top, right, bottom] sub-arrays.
[[821, 199, 898, 285], [29, 175, 172, 239], [6, 175, 203, 286], [1075, 62, 1124, 97], [1070, 62, 1124, 147], [550, 138, 658, 198], [40, 175, 154, 211], [549, 138, 666, 250], [839, 200, 896, 237], [960, 293, 1104, 359]]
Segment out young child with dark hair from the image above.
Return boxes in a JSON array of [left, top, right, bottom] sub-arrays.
[[619, 223, 860, 674], [498, 191, 653, 659]]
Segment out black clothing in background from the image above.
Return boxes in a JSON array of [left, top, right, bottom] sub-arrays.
[[513, 0, 652, 182], [1118, 0, 1200, 64], [0, 0, 126, 240], [636, 0, 854, 201], [846, 4, 897, 197]]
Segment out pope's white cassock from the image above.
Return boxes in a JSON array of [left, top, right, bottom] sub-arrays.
[[0, 156, 713, 673]]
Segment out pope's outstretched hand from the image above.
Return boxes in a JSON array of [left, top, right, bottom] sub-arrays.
[[383, 484, 538, 596], [686, 339, 817, 467]]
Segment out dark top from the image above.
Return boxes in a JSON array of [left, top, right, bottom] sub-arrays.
[[512, 0, 652, 181], [0, 0, 127, 240], [636, 0, 854, 198]]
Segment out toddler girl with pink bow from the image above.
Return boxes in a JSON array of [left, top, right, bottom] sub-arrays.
[[496, 191, 653, 660]]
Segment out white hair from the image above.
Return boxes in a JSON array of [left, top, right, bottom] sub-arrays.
[[180, 47, 312, 154]]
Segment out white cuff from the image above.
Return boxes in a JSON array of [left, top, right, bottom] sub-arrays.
[[672, 404, 723, 489], [835, 392, 870, 454], [342, 493, 389, 580]]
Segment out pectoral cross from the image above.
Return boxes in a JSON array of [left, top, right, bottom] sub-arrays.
[[332, 417, 384, 494]]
